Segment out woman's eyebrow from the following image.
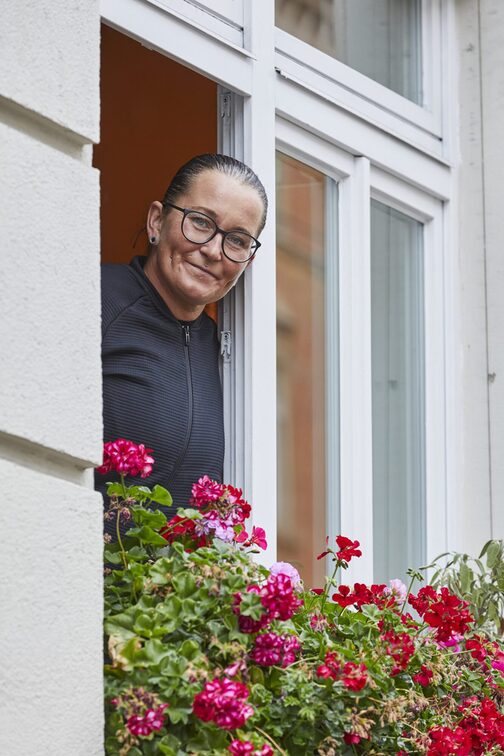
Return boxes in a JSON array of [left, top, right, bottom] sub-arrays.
[[191, 206, 253, 235], [191, 205, 218, 219]]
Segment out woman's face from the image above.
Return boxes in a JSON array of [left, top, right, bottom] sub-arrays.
[[145, 170, 264, 320]]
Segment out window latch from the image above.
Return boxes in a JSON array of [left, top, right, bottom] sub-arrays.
[[220, 330, 232, 361]]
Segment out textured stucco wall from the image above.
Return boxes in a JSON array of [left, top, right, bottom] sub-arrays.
[[0, 461, 103, 755], [0, 1, 103, 753], [479, 0, 504, 539], [453, 0, 504, 552], [455, 4, 489, 549]]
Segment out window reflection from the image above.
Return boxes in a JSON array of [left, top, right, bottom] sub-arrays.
[[276, 153, 327, 588], [276, 0, 422, 104], [371, 200, 425, 583]]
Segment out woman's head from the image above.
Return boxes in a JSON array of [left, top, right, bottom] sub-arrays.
[[145, 155, 267, 321], [161, 154, 268, 236]]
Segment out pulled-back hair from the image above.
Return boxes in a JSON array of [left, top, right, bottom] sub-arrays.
[[162, 153, 268, 235]]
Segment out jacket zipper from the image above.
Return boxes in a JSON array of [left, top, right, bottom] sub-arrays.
[[166, 324, 194, 491]]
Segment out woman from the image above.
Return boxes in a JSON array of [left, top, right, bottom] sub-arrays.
[[97, 154, 267, 532]]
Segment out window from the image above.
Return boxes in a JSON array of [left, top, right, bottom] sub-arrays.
[[371, 201, 426, 582], [276, 152, 336, 586], [276, 0, 422, 103]]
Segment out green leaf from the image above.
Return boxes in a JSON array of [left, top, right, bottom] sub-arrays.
[[179, 639, 200, 660], [250, 666, 265, 685], [171, 572, 197, 597], [126, 525, 167, 546], [158, 734, 182, 754], [150, 485, 173, 507], [105, 482, 125, 497], [486, 541, 502, 569], [131, 507, 167, 530], [158, 596, 182, 620], [104, 549, 124, 565], [459, 562, 473, 595]]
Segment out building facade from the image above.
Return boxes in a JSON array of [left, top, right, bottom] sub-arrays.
[[1, 0, 503, 752]]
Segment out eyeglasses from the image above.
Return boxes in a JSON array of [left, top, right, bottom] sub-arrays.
[[163, 202, 261, 263]]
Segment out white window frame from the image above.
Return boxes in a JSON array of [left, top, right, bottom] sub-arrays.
[[276, 117, 453, 583], [275, 1, 444, 152], [100, 0, 279, 563], [99, 0, 458, 577]]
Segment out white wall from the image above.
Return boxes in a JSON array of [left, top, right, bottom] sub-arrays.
[[455, 0, 504, 551], [479, 0, 504, 540], [0, 2, 103, 754]]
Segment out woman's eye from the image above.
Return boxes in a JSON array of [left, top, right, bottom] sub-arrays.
[[191, 214, 213, 230], [227, 233, 247, 249]]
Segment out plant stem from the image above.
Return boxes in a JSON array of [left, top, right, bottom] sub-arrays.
[[115, 508, 128, 569], [400, 574, 418, 615], [321, 557, 340, 615], [120, 473, 128, 501], [254, 726, 288, 756], [116, 474, 129, 569]]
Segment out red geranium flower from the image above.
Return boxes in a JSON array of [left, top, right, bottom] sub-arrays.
[[335, 535, 362, 562], [413, 664, 433, 687]]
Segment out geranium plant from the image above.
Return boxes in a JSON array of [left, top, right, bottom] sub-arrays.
[[100, 440, 504, 755]]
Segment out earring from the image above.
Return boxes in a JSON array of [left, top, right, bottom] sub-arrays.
[[150, 236, 157, 244]]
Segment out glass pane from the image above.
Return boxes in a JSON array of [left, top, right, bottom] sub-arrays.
[[371, 200, 425, 583], [276, 153, 328, 588], [276, 0, 422, 104]]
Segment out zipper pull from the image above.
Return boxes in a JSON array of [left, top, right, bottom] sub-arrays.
[[182, 324, 190, 346]]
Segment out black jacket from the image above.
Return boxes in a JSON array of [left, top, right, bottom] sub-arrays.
[[97, 256, 224, 532]]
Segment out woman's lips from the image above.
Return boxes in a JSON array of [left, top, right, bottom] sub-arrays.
[[187, 261, 218, 279]]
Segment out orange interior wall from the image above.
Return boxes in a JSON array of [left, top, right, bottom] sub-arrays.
[[93, 24, 217, 265]]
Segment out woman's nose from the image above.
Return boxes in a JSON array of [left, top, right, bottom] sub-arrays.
[[200, 232, 223, 259]]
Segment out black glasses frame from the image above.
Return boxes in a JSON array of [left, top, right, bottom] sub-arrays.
[[163, 201, 261, 263]]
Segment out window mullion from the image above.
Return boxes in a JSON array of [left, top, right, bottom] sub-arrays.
[[339, 156, 374, 582], [325, 177, 341, 557]]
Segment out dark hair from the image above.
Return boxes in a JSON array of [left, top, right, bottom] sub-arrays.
[[162, 153, 268, 235]]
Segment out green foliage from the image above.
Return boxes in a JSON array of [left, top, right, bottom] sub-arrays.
[[103, 479, 504, 755], [429, 539, 504, 638]]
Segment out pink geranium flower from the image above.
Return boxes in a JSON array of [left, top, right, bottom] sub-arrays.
[[97, 438, 154, 478], [126, 704, 168, 737], [269, 561, 301, 588], [193, 678, 254, 730]]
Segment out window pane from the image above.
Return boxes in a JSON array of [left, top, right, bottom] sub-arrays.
[[371, 200, 425, 583], [276, 153, 328, 587], [276, 0, 422, 104]]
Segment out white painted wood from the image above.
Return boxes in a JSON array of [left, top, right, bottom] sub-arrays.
[[275, 16, 442, 136], [218, 88, 247, 492], [241, 0, 278, 564], [152, 0, 244, 30], [145, 0, 243, 45], [338, 158, 374, 583], [275, 76, 452, 199], [423, 208, 449, 562], [324, 178, 341, 554], [101, 0, 254, 94]]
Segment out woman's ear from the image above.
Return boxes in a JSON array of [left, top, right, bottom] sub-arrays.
[[146, 201, 164, 242]]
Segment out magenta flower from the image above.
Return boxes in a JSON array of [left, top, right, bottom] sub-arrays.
[[191, 475, 225, 505], [229, 741, 273, 755], [126, 704, 168, 737], [97, 439, 154, 478], [260, 573, 303, 621], [193, 678, 254, 730], [250, 632, 301, 668], [269, 561, 301, 588]]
